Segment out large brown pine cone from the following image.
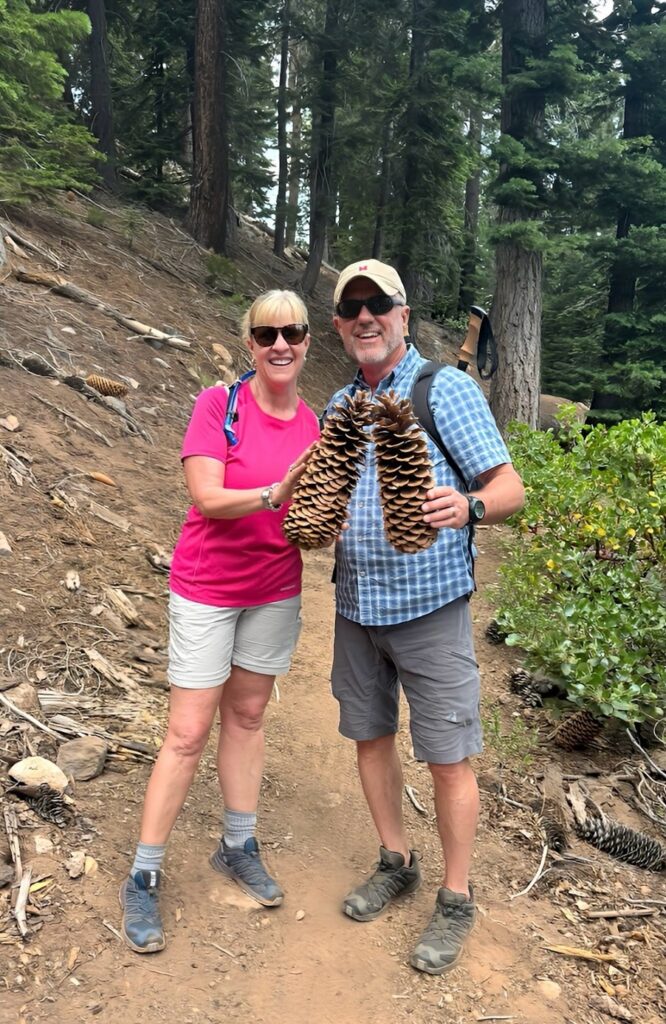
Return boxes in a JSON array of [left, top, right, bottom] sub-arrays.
[[553, 709, 602, 750], [283, 392, 373, 549], [372, 391, 437, 554]]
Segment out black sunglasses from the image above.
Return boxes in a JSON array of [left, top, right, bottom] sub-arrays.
[[250, 323, 308, 347], [335, 295, 404, 319]]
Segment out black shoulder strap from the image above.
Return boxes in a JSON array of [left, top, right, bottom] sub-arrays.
[[411, 360, 477, 585], [410, 361, 469, 489]]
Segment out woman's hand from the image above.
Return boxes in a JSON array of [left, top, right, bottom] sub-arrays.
[[271, 443, 316, 506], [422, 485, 470, 530]]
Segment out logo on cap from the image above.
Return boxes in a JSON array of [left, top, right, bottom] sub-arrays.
[[359, 264, 367, 270]]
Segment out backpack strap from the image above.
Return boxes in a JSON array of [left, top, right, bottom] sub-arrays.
[[410, 361, 469, 488], [410, 360, 477, 584]]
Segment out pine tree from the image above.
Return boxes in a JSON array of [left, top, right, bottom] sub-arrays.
[[0, 0, 98, 202]]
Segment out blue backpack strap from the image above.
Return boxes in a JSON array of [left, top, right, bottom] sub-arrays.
[[222, 369, 256, 446]]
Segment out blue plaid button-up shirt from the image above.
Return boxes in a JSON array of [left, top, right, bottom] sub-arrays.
[[329, 345, 511, 626]]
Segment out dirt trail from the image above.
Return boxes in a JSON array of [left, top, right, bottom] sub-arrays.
[[1, 196, 664, 1024]]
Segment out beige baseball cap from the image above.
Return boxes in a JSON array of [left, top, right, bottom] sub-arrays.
[[334, 259, 406, 306]]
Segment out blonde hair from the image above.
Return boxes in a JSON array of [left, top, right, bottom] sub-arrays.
[[240, 289, 309, 340]]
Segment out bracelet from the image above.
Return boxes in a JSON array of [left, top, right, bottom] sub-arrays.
[[260, 483, 282, 511]]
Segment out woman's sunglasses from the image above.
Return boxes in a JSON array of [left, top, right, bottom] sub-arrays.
[[335, 295, 404, 319], [250, 323, 308, 347]]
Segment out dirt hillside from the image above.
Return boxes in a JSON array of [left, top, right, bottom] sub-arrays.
[[0, 194, 664, 1024]]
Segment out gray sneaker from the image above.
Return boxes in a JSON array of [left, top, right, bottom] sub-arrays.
[[343, 846, 421, 922], [119, 870, 166, 954], [410, 885, 476, 974], [210, 837, 284, 907]]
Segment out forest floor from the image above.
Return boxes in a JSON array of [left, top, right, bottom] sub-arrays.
[[0, 194, 664, 1024]]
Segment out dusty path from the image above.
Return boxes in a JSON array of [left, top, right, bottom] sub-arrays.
[[5, 536, 651, 1024], [1, 198, 664, 1024]]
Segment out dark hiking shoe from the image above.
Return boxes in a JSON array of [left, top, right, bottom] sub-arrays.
[[410, 885, 476, 975], [119, 870, 166, 954], [210, 837, 284, 907], [343, 846, 421, 922]]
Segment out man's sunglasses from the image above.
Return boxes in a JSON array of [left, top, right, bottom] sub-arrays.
[[335, 295, 404, 319], [250, 323, 308, 347]]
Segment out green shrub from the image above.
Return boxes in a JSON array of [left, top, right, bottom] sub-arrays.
[[86, 207, 107, 229], [205, 253, 240, 291], [496, 412, 665, 725]]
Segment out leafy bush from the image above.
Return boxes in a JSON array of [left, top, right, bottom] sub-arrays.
[[495, 411, 665, 725]]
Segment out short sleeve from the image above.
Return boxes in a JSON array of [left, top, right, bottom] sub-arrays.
[[429, 368, 510, 483], [180, 387, 229, 463]]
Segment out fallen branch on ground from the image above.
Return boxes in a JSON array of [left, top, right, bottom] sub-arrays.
[[14, 268, 191, 350]]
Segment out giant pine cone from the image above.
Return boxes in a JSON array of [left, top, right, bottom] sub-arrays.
[[578, 812, 665, 871], [372, 391, 437, 554], [283, 393, 373, 549], [553, 709, 602, 750]]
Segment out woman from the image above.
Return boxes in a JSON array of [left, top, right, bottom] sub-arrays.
[[120, 289, 320, 954]]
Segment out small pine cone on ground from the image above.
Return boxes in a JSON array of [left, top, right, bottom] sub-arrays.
[[372, 391, 437, 554], [283, 392, 373, 549], [553, 708, 603, 750], [86, 374, 128, 398], [535, 798, 568, 852], [18, 783, 71, 828], [578, 813, 666, 871], [485, 619, 508, 645]]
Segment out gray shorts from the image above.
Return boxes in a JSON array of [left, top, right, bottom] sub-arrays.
[[331, 597, 482, 764], [168, 592, 302, 689]]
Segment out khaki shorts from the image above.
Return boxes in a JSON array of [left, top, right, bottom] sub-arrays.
[[331, 597, 482, 764], [168, 592, 302, 689]]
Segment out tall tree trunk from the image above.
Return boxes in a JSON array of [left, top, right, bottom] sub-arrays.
[[273, 0, 290, 257], [187, 0, 232, 253], [88, 0, 117, 191], [372, 118, 393, 260], [490, 0, 546, 434], [153, 45, 165, 182], [397, 0, 429, 335], [180, 40, 195, 170], [285, 41, 303, 249], [590, 0, 652, 416], [458, 105, 481, 312], [301, 0, 338, 294]]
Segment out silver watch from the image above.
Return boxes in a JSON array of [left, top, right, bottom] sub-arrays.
[[261, 484, 282, 511]]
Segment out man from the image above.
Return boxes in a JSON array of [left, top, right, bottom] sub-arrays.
[[328, 259, 525, 975]]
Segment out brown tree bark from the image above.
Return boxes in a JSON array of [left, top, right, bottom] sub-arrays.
[[273, 0, 290, 257], [88, 0, 117, 191], [490, 0, 546, 434], [285, 41, 304, 249], [187, 0, 232, 253], [301, 0, 339, 294], [372, 119, 393, 261], [458, 106, 481, 313]]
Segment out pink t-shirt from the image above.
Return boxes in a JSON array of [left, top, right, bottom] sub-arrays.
[[169, 384, 320, 607]]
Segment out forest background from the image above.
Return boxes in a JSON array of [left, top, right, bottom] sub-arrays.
[[1, 0, 665, 430]]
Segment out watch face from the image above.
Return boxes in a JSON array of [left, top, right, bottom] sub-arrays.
[[469, 497, 486, 522]]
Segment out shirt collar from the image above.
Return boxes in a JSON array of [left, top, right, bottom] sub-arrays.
[[351, 344, 421, 393]]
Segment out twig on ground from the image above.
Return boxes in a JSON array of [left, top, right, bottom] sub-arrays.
[[31, 393, 114, 447], [13, 866, 32, 938], [626, 729, 666, 780], [0, 690, 62, 740], [405, 784, 428, 816], [586, 908, 656, 920], [3, 805, 22, 880], [509, 844, 549, 900]]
